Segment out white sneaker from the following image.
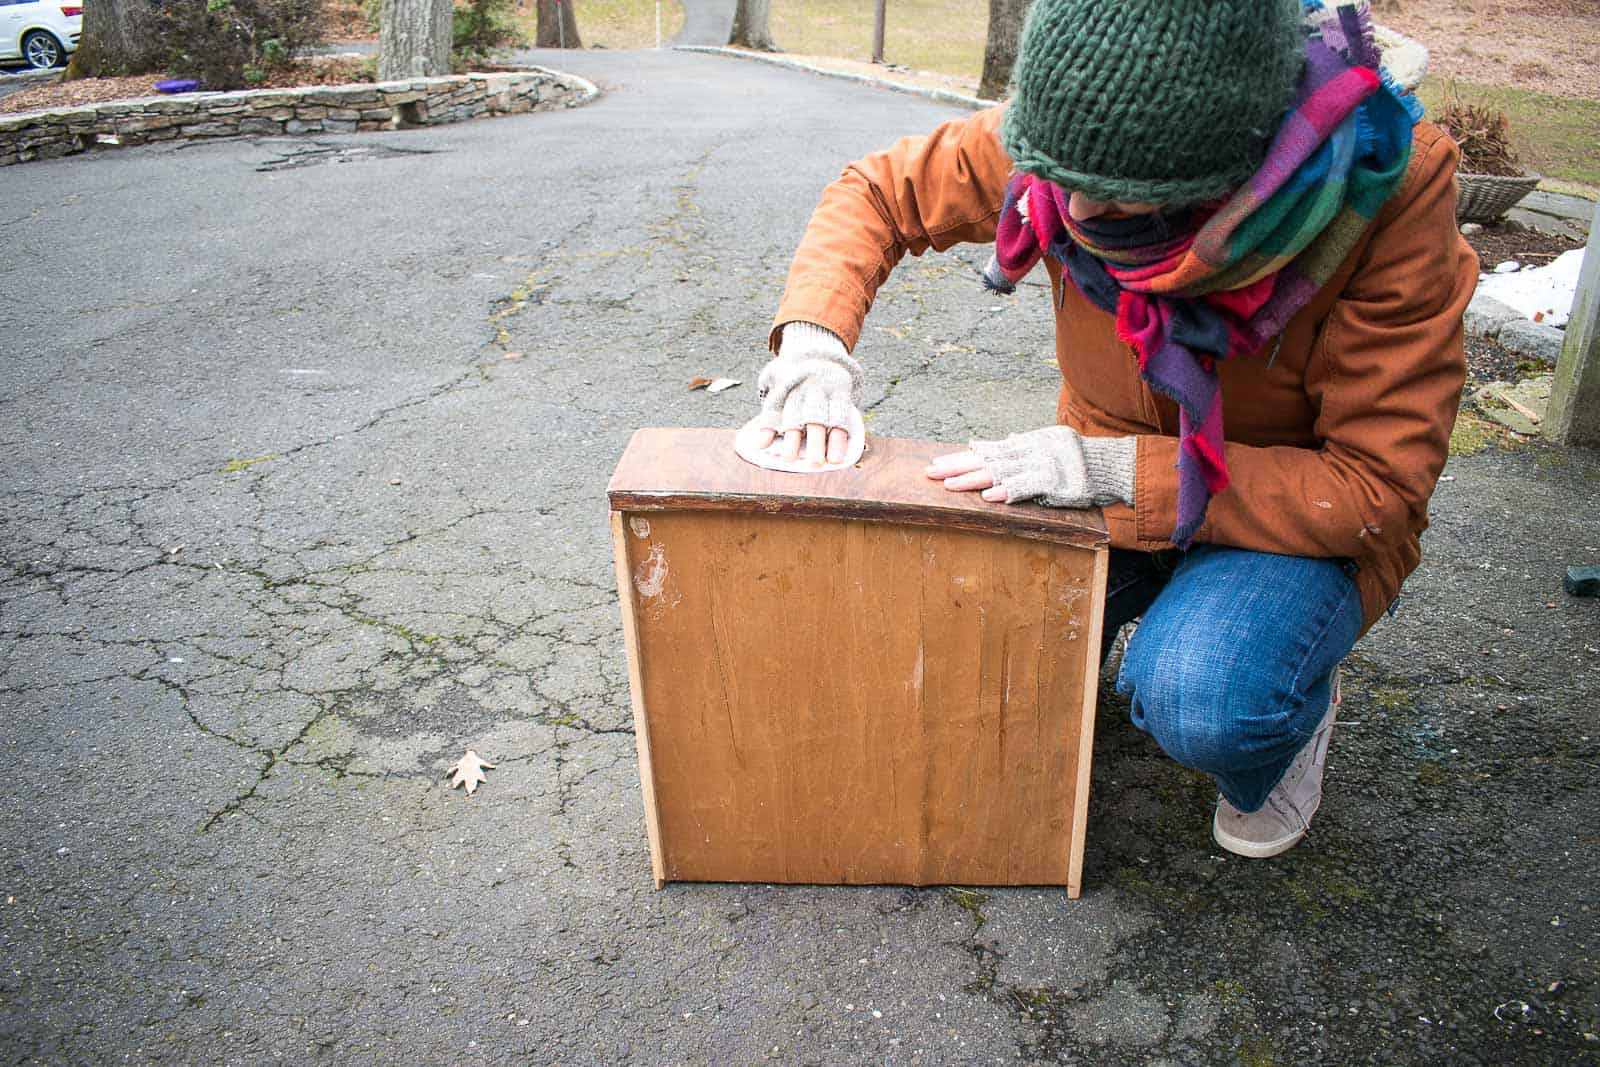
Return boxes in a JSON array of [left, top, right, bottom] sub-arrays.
[[1212, 669, 1341, 859]]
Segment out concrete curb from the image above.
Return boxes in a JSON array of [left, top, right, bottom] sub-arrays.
[[672, 45, 998, 112]]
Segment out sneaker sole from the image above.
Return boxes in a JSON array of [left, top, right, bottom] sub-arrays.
[[1211, 808, 1306, 859]]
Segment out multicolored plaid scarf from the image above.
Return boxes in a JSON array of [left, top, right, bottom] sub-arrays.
[[983, 1, 1422, 546]]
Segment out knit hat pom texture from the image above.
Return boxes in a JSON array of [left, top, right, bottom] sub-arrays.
[[1002, 0, 1307, 206]]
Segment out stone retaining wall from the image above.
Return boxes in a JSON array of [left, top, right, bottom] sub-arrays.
[[0, 67, 596, 167]]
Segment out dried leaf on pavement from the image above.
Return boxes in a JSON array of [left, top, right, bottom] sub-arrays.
[[447, 750, 495, 795], [689, 377, 741, 393]]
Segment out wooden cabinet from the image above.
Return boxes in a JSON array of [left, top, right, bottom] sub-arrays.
[[608, 428, 1109, 897]]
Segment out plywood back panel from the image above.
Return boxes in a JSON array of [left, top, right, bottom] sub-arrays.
[[617, 508, 1104, 888]]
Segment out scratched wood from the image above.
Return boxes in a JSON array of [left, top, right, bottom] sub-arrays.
[[607, 427, 1108, 547], [608, 429, 1109, 895]]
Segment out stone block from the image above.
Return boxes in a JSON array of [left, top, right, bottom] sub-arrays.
[[116, 114, 179, 133], [321, 119, 357, 133], [1463, 295, 1524, 340], [325, 107, 361, 120], [357, 119, 389, 131], [295, 105, 328, 120], [380, 90, 423, 105], [359, 108, 394, 120], [206, 105, 248, 117], [239, 117, 283, 135], [148, 98, 202, 115], [144, 127, 180, 141], [285, 119, 323, 134], [183, 121, 238, 137], [252, 107, 295, 121], [1498, 319, 1567, 365]]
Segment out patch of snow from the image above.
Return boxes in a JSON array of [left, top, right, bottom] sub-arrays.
[[1474, 248, 1586, 329]]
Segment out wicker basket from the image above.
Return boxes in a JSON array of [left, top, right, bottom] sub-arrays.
[[1456, 172, 1540, 223]]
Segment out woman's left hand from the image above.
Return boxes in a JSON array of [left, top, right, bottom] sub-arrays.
[[925, 450, 1010, 502]]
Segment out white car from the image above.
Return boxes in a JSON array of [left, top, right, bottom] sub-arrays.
[[1, 0, 81, 69]]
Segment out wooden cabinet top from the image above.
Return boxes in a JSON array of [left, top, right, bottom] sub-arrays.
[[607, 428, 1108, 548]]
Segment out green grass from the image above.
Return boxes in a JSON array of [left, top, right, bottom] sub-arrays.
[[515, 0, 684, 51], [1448, 411, 1498, 457], [769, 0, 984, 82], [1416, 80, 1600, 190]]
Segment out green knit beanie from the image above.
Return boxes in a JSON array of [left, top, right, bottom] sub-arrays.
[[1001, 0, 1307, 205]]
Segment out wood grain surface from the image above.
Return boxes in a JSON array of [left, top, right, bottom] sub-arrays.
[[614, 507, 1106, 892], [607, 428, 1108, 547]]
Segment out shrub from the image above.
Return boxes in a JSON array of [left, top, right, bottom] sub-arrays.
[[452, 0, 525, 67], [157, 0, 326, 90], [1435, 95, 1524, 177]]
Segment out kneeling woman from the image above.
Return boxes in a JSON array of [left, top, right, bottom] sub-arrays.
[[750, 0, 1474, 856]]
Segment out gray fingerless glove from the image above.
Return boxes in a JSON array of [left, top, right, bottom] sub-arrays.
[[970, 426, 1137, 509], [756, 322, 864, 433]]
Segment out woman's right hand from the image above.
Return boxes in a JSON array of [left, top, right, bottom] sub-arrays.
[[754, 322, 863, 466]]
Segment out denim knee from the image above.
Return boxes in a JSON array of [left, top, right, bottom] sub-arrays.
[[1117, 640, 1294, 777]]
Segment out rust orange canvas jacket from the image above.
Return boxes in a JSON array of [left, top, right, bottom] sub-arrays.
[[770, 106, 1477, 633]]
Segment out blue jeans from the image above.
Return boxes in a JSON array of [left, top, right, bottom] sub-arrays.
[[1104, 545, 1364, 813]]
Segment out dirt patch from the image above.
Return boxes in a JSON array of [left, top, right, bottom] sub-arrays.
[[0, 55, 373, 115], [1377, 0, 1600, 101], [323, 0, 374, 41], [1462, 220, 1584, 270]]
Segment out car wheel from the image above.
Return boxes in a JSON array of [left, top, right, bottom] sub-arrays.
[[22, 30, 65, 69]]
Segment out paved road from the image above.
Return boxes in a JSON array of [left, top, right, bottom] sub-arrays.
[[1, 48, 1597, 1064], [673, 0, 736, 46]]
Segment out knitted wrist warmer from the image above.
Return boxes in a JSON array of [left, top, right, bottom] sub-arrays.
[[757, 321, 864, 432], [971, 426, 1136, 509]]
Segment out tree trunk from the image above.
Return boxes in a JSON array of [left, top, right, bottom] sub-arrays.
[[69, 0, 160, 78], [728, 0, 778, 52], [379, 0, 453, 80], [535, 0, 582, 48], [978, 0, 1033, 101]]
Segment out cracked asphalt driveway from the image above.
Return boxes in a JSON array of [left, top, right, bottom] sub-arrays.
[[2, 49, 1598, 1064]]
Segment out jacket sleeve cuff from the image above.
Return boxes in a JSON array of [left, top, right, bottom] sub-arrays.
[[1101, 435, 1194, 550]]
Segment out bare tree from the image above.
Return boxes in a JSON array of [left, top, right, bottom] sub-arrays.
[[979, 0, 1033, 101], [536, 0, 582, 48], [68, 0, 160, 78], [380, 0, 452, 79], [728, 0, 778, 52]]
